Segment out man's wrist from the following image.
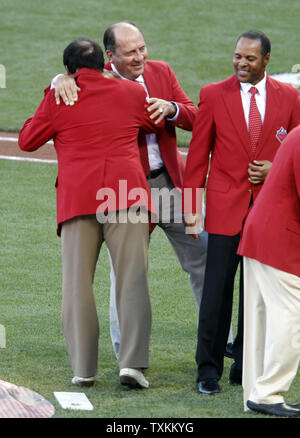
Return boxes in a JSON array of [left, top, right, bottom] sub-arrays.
[[166, 101, 179, 120]]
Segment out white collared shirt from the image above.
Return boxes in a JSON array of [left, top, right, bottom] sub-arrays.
[[239, 73, 267, 129]]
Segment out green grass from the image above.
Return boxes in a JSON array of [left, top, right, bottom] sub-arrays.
[[1, 0, 300, 420], [1, 159, 299, 419], [1, 0, 300, 146]]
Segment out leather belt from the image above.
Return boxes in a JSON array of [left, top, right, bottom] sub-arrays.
[[146, 165, 166, 179]]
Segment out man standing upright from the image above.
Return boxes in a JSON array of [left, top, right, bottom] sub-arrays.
[[19, 38, 164, 389], [238, 124, 300, 417], [183, 30, 300, 394], [54, 21, 208, 357]]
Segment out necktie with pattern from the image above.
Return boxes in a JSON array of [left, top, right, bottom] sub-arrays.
[[248, 86, 262, 155]]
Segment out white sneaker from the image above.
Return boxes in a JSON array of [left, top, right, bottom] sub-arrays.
[[119, 368, 149, 389], [71, 376, 95, 387]]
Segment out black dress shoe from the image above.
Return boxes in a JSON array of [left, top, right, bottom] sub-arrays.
[[224, 342, 234, 359], [229, 363, 242, 385], [247, 400, 300, 417], [198, 379, 220, 395], [288, 403, 300, 409]]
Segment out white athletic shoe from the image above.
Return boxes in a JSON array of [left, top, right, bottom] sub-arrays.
[[119, 368, 149, 389], [71, 376, 95, 387]]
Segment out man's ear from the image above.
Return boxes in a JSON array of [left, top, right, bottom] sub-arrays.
[[263, 53, 270, 68], [106, 50, 113, 62], [65, 66, 76, 78]]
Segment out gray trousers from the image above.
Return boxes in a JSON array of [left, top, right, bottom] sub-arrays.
[[61, 212, 151, 377], [109, 169, 210, 358]]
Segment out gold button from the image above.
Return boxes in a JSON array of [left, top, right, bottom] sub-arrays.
[[248, 189, 252, 193]]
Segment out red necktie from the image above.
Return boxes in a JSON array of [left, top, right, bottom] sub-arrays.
[[248, 86, 262, 155]]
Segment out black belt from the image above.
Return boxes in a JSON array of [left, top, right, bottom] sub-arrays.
[[147, 165, 166, 179]]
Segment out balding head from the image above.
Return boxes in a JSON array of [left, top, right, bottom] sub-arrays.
[[103, 21, 143, 53], [103, 21, 148, 80]]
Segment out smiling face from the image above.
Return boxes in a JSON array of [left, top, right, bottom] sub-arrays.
[[233, 37, 270, 85], [106, 23, 148, 80]]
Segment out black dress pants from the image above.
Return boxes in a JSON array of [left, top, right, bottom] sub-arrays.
[[196, 232, 244, 381]]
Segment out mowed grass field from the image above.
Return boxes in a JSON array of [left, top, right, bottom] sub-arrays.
[[1, 0, 300, 420]]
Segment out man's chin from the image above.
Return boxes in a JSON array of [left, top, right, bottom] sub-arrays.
[[236, 72, 250, 83], [132, 65, 145, 76]]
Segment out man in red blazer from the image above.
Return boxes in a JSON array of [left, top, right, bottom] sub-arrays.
[[238, 125, 300, 417], [183, 30, 300, 394], [53, 21, 208, 359], [18, 38, 164, 390]]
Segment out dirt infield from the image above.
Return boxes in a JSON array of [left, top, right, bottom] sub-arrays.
[[0, 131, 57, 161], [0, 131, 188, 162]]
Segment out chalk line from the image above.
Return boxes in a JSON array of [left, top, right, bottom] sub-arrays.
[[0, 136, 188, 163]]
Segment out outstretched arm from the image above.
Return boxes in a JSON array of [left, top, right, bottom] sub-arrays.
[[19, 94, 55, 151]]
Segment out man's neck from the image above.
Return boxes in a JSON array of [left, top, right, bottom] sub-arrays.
[[111, 63, 143, 82], [240, 72, 267, 93]]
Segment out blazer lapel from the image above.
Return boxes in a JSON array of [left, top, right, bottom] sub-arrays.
[[142, 63, 160, 97], [221, 76, 252, 159], [255, 76, 280, 156]]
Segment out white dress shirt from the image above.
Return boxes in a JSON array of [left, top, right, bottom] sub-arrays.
[[240, 73, 267, 129]]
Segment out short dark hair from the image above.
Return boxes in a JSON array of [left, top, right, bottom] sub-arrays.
[[103, 21, 142, 53], [63, 38, 104, 74], [237, 30, 271, 56]]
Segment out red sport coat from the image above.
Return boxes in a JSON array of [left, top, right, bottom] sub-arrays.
[[183, 74, 300, 236], [105, 60, 197, 189], [238, 124, 300, 277], [18, 68, 163, 234]]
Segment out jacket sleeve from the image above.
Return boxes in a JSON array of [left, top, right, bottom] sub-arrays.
[[183, 85, 215, 213], [18, 92, 55, 151], [166, 65, 197, 131]]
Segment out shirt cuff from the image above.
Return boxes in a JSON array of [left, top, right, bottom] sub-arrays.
[[50, 74, 64, 90], [166, 101, 179, 121]]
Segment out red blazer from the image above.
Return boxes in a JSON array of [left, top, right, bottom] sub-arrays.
[[238, 125, 300, 277], [183, 74, 300, 236], [106, 60, 197, 189], [18, 68, 163, 234]]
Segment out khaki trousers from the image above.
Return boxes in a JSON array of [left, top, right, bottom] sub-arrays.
[[60, 211, 151, 378], [243, 257, 300, 410]]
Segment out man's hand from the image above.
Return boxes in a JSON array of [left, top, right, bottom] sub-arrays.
[[248, 160, 272, 185], [184, 213, 203, 240], [55, 75, 80, 106], [147, 97, 177, 125]]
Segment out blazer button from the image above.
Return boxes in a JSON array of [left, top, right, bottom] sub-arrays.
[[248, 189, 252, 193]]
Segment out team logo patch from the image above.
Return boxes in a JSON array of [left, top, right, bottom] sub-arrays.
[[276, 126, 288, 143]]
